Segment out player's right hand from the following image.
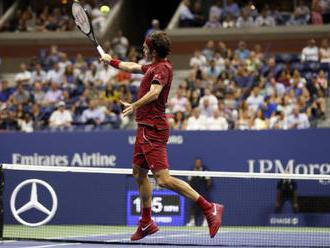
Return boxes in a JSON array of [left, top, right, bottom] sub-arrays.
[[100, 53, 112, 63]]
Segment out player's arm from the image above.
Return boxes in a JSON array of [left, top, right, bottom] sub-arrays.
[[121, 83, 163, 117], [100, 53, 142, 73]]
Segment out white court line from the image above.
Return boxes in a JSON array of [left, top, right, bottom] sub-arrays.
[[21, 243, 80, 248]]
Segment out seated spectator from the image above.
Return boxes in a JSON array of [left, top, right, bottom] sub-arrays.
[[46, 63, 64, 85], [236, 108, 251, 130], [320, 39, 330, 63], [81, 100, 105, 126], [32, 64, 47, 83], [206, 110, 229, 130], [286, 105, 310, 129], [199, 98, 215, 118], [255, 9, 276, 27], [236, 10, 254, 28], [31, 82, 46, 105], [169, 89, 190, 113], [311, 3, 324, 24], [202, 40, 215, 61], [0, 80, 15, 103], [49, 101, 73, 130], [301, 39, 319, 62], [186, 108, 207, 130], [269, 111, 288, 129], [100, 82, 121, 103], [234, 41, 250, 60], [17, 113, 34, 133], [179, 0, 196, 27], [225, 0, 240, 18], [199, 88, 218, 110], [190, 50, 208, 69], [291, 0, 310, 25], [145, 19, 161, 37], [9, 82, 30, 105], [314, 70, 328, 94], [112, 30, 129, 60], [192, 0, 206, 27], [252, 109, 269, 130], [203, 15, 221, 29], [15, 63, 32, 85], [44, 82, 63, 106], [170, 111, 187, 130], [206, 59, 221, 80], [209, 0, 223, 22], [246, 87, 264, 113]]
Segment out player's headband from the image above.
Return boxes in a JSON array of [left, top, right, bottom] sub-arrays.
[[145, 37, 154, 51]]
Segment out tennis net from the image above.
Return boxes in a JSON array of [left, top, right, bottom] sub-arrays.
[[1, 163, 330, 247]]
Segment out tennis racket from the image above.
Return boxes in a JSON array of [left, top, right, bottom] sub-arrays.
[[72, 1, 105, 57]]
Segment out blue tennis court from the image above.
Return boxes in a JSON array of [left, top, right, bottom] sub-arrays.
[[3, 227, 330, 247]]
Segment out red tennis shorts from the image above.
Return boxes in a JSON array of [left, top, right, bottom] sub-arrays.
[[133, 125, 169, 172]]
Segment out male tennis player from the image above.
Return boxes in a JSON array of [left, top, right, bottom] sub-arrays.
[[101, 31, 224, 241]]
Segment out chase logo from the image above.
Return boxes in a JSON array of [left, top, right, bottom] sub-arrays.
[[10, 179, 58, 227]]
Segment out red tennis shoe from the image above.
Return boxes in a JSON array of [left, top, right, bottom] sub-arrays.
[[130, 220, 159, 241], [204, 203, 224, 238]]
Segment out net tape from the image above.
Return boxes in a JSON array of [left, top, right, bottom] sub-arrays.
[[2, 164, 330, 180]]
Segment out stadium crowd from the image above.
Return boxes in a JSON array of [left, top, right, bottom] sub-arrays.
[[0, 35, 329, 132], [179, 0, 330, 28], [0, 0, 114, 32], [167, 38, 329, 130]]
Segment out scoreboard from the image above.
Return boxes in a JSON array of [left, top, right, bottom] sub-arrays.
[[126, 190, 185, 226]]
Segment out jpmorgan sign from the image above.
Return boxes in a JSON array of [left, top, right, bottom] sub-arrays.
[[248, 159, 330, 184], [10, 179, 58, 227]]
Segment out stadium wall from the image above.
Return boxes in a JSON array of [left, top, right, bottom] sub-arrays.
[[1, 129, 330, 227]]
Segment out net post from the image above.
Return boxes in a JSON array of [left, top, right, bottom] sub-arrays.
[[0, 164, 3, 240]]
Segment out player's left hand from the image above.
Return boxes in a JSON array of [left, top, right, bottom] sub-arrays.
[[120, 100, 136, 117]]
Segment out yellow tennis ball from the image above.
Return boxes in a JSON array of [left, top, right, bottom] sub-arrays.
[[100, 5, 110, 14]]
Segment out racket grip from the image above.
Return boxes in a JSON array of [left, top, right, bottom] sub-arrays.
[[97, 45, 105, 57]]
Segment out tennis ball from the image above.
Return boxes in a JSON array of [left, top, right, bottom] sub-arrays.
[[100, 5, 110, 14]]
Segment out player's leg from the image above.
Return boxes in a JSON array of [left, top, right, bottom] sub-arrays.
[[132, 166, 152, 220], [130, 130, 159, 241], [153, 169, 223, 238]]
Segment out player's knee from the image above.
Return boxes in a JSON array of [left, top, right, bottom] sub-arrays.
[[133, 166, 147, 184], [157, 176, 172, 189]]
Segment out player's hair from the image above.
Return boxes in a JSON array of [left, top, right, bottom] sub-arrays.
[[147, 31, 171, 58]]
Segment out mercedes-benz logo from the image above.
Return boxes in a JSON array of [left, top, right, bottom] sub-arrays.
[[10, 179, 58, 227]]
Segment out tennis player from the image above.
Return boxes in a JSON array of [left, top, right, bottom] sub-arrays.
[[101, 31, 224, 241]]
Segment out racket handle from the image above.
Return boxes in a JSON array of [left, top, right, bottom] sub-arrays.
[[97, 45, 105, 57]]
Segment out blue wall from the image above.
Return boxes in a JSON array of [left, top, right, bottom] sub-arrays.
[[1, 129, 330, 226]]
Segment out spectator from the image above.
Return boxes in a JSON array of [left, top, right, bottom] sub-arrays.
[[190, 50, 208, 69], [15, 63, 32, 85], [31, 82, 46, 105], [81, 100, 105, 126], [186, 108, 207, 130], [252, 109, 268, 130], [236, 10, 254, 28], [255, 9, 276, 27], [31, 64, 47, 83], [46, 63, 64, 85], [320, 39, 330, 63], [235, 41, 250, 60], [145, 19, 161, 37], [179, 0, 196, 27], [209, 0, 223, 22], [286, 105, 310, 129], [112, 30, 129, 59], [301, 39, 319, 62], [17, 113, 34, 133], [204, 15, 221, 29], [202, 40, 215, 61], [192, 0, 206, 27], [186, 158, 212, 226], [44, 82, 63, 106], [9, 82, 30, 105], [222, 14, 235, 28], [49, 101, 73, 130], [291, 0, 310, 25], [206, 109, 229, 130], [199, 88, 218, 110], [246, 87, 264, 113], [169, 89, 190, 113], [225, 0, 240, 18], [170, 111, 187, 130], [311, 3, 324, 24], [0, 80, 14, 103]]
